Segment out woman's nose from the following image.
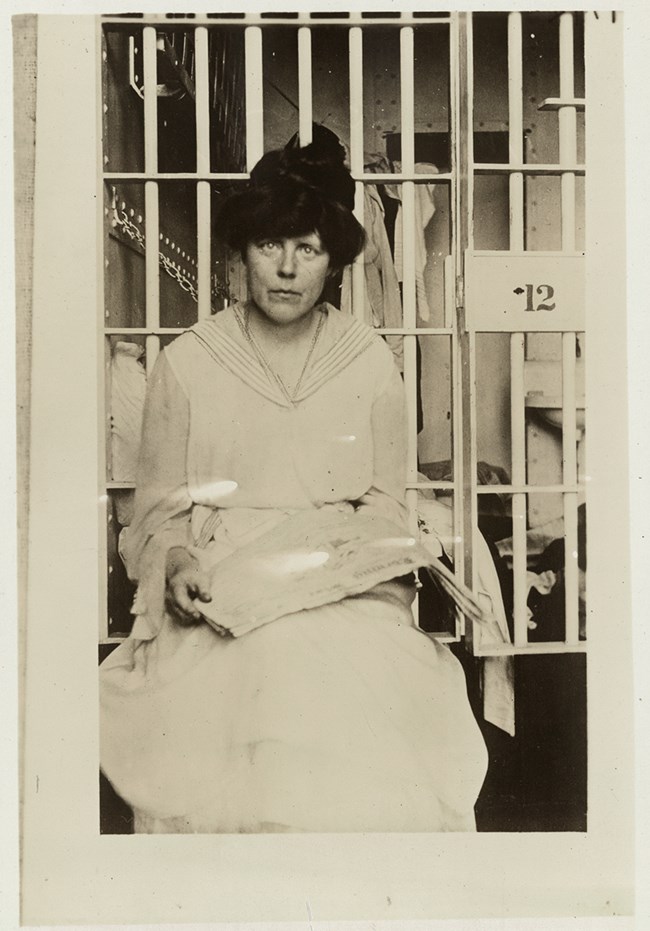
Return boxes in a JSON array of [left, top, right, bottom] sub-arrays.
[[277, 245, 297, 277]]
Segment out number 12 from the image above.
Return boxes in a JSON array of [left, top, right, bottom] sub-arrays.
[[524, 284, 556, 312]]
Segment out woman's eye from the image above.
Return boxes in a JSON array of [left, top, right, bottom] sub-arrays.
[[300, 243, 322, 256]]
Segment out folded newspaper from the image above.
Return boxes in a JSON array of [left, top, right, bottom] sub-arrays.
[[197, 508, 485, 638]]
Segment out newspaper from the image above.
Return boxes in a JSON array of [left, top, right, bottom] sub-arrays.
[[198, 508, 483, 637]]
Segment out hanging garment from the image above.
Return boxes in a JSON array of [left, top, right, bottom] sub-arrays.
[[110, 341, 147, 482], [385, 161, 439, 324], [100, 303, 488, 833], [417, 462, 516, 735], [340, 184, 404, 371], [110, 341, 147, 528]]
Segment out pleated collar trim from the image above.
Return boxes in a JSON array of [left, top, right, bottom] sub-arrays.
[[189, 308, 376, 408]]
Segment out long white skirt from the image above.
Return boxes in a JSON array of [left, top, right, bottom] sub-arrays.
[[100, 587, 488, 833]]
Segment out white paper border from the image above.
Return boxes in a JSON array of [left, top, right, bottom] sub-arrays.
[[4, 2, 649, 929]]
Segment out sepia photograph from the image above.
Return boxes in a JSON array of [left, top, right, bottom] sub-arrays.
[[12, 2, 647, 927], [94, 8, 590, 838]]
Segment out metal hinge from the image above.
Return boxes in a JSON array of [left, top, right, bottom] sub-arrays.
[[455, 275, 465, 309]]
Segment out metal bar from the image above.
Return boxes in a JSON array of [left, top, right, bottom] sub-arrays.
[[477, 484, 584, 495], [348, 27, 363, 170], [444, 255, 454, 330], [562, 332, 580, 645], [348, 27, 365, 319], [463, 15, 477, 600], [455, 13, 473, 598], [562, 333, 578, 483], [143, 26, 158, 174], [298, 27, 313, 144], [510, 333, 526, 486], [99, 489, 110, 640], [512, 491, 529, 648], [559, 12, 575, 97], [559, 13, 577, 251], [467, 327, 480, 600], [245, 26, 264, 170], [539, 97, 585, 111], [194, 26, 211, 174], [507, 13, 528, 649], [564, 492, 581, 645], [509, 177, 525, 250], [196, 181, 212, 319], [103, 341, 113, 481], [449, 14, 463, 587], [103, 15, 454, 26], [473, 163, 585, 175], [400, 26, 416, 332], [452, 329, 465, 583], [510, 334, 527, 646], [100, 13, 113, 644], [400, 26, 415, 174], [104, 327, 186, 335], [102, 171, 454, 182], [375, 327, 455, 335], [355, 172, 452, 183], [558, 15, 582, 646], [194, 26, 212, 322], [104, 172, 252, 181], [508, 12, 524, 251], [103, 325, 456, 337], [404, 334, 419, 486], [144, 180, 160, 371], [406, 481, 454, 490], [400, 30, 418, 490], [471, 248, 585, 258], [474, 641, 587, 657]]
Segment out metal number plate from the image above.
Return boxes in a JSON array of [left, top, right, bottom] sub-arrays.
[[464, 253, 585, 332]]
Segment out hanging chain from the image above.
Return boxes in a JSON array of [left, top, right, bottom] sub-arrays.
[[110, 198, 233, 306]]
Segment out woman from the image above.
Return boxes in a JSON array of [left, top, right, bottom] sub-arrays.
[[100, 144, 488, 833]]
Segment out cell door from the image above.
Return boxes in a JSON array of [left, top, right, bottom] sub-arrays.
[[99, 11, 587, 662]]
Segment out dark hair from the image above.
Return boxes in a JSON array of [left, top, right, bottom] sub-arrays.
[[214, 139, 366, 270]]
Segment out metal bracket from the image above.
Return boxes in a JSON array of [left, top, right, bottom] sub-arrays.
[[129, 33, 195, 101]]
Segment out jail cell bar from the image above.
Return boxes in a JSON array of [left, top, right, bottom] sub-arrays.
[[101, 13, 587, 653], [467, 11, 585, 655], [346, 20, 461, 637]]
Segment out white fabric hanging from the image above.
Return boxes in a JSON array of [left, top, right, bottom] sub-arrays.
[[110, 341, 147, 482], [385, 161, 439, 324]]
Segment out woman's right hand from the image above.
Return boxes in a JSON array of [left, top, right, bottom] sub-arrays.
[[165, 546, 212, 625]]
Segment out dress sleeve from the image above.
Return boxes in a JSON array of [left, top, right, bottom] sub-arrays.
[[354, 345, 409, 528], [121, 350, 194, 639]]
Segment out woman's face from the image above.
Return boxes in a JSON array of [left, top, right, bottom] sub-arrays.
[[245, 231, 331, 327]]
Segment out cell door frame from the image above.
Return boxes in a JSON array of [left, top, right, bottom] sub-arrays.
[[98, 11, 588, 658]]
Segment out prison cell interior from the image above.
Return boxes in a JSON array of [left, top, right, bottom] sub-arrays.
[[100, 11, 588, 833]]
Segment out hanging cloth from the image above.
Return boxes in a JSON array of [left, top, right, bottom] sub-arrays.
[[385, 161, 439, 324], [340, 184, 404, 371]]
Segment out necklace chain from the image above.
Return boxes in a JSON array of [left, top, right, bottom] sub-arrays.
[[234, 306, 325, 405]]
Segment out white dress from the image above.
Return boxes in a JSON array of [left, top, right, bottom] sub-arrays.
[[99, 304, 488, 833]]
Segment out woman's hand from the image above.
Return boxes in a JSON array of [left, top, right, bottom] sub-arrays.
[[165, 546, 212, 626]]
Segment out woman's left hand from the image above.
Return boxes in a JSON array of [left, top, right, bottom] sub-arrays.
[[165, 546, 213, 626]]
